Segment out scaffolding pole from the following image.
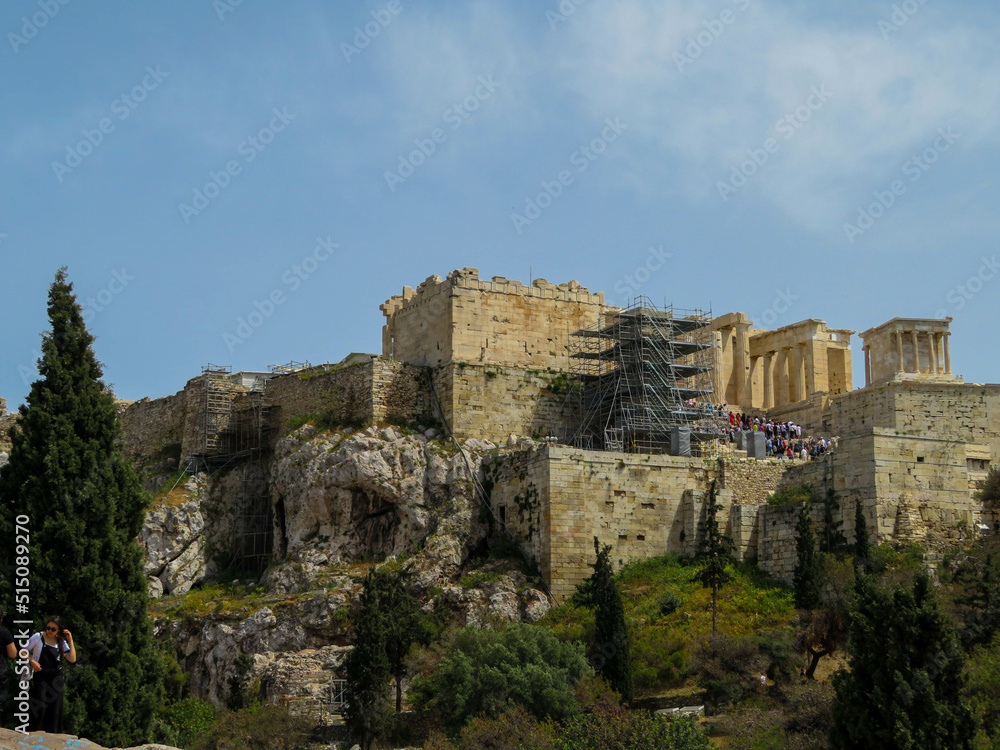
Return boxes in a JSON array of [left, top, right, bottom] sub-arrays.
[[570, 298, 727, 454], [191, 364, 277, 572]]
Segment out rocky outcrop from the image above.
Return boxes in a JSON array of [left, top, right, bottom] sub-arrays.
[[150, 425, 552, 709], [268, 425, 496, 589], [141, 476, 215, 597]]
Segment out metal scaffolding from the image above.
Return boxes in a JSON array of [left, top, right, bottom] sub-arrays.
[[570, 298, 725, 454], [201, 365, 233, 454], [191, 365, 277, 572]]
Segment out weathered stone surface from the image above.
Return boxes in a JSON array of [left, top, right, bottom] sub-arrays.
[[269, 424, 494, 581], [140, 477, 215, 597]]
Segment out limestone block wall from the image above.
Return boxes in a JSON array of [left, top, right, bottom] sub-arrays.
[[829, 385, 897, 436], [490, 445, 720, 601], [756, 500, 827, 581], [433, 363, 580, 444], [0, 406, 17, 454], [382, 267, 605, 371], [486, 448, 549, 574], [718, 459, 790, 506], [891, 384, 1000, 458], [121, 392, 187, 460], [266, 359, 433, 434]]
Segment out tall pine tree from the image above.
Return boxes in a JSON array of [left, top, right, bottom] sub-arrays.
[[0, 269, 163, 746], [830, 572, 973, 750], [793, 503, 823, 610], [590, 537, 633, 702], [343, 569, 392, 750], [854, 498, 873, 573], [695, 481, 733, 634]]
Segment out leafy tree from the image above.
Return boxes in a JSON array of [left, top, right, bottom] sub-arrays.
[[853, 499, 872, 573], [0, 269, 163, 746], [695, 481, 733, 634], [975, 466, 1000, 509], [375, 566, 422, 713], [343, 569, 392, 750], [951, 539, 1000, 651], [793, 504, 823, 610], [412, 623, 592, 729], [819, 489, 848, 554], [964, 632, 1000, 747], [797, 605, 847, 680], [590, 537, 634, 701], [830, 572, 974, 750]]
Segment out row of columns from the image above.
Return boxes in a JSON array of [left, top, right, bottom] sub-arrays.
[[863, 330, 951, 385], [753, 343, 812, 409]]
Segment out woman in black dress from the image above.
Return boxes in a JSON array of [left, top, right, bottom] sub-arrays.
[[27, 616, 76, 734]]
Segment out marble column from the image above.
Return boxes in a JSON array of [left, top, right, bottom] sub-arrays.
[[944, 333, 952, 374], [777, 348, 791, 407], [895, 330, 904, 372], [734, 323, 751, 407], [863, 345, 871, 386], [910, 330, 921, 373], [763, 352, 774, 408], [928, 332, 938, 373]]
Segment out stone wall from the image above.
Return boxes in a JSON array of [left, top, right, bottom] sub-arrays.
[[719, 459, 790, 506], [756, 501, 827, 581], [433, 363, 580, 444], [120, 359, 436, 465], [121, 391, 187, 460], [489, 445, 725, 601], [829, 384, 898, 436], [0, 410, 17, 455], [382, 267, 605, 371]]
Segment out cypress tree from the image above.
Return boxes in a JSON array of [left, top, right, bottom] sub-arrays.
[[590, 537, 633, 702], [830, 572, 974, 750], [343, 569, 392, 750], [793, 503, 823, 610], [376, 567, 421, 714], [695, 481, 734, 634], [0, 269, 163, 745], [854, 499, 873, 572]]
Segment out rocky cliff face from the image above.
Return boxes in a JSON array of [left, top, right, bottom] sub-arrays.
[[266, 424, 495, 588], [149, 425, 550, 708]]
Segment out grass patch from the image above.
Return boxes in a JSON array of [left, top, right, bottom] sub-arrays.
[[539, 553, 795, 696]]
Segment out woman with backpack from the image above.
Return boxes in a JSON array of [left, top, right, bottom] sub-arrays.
[[26, 616, 75, 734]]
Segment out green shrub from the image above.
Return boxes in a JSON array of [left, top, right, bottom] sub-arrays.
[[553, 707, 710, 750], [631, 628, 688, 692], [454, 705, 556, 750], [411, 623, 593, 728], [976, 466, 1000, 509], [766, 484, 816, 507], [193, 704, 312, 750], [153, 697, 219, 749], [659, 591, 683, 616]]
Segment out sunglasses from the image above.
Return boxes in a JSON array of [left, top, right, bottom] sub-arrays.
[[45, 626, 59, 632]]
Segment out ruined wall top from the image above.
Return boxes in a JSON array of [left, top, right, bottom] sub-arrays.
[[381, 268, 605, 369], [380, 267, 604, 317]]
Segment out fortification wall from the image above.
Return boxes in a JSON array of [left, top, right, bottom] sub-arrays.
[[719, 459, 789, 506], [829, 385, 897, 436], [490, 445, 723, 600], [756, 501, 827, 581], [891, 383, 1000, 457], [433, 363, 579, 444], [266, 362, 375, 432], [382, 268, 604, 371], [121, 391, 187, 460]]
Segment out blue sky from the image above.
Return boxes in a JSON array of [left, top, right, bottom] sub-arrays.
[[2, 0, 999, 408]]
